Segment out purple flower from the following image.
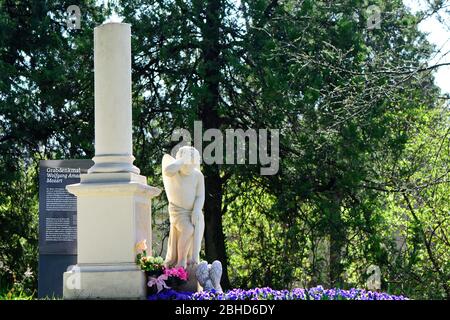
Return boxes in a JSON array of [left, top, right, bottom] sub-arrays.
[[148, 286, 408, 301]]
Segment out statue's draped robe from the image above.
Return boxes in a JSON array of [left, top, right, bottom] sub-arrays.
[[164, 202, 193, 266]]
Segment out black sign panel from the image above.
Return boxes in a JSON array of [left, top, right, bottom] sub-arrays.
[[38, 159, 93, 254], [38, 159, 93, 298]]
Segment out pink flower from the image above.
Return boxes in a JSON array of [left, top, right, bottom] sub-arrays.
[[176, 267, 188, 281], [163, 267, 188, 281], [163, 268, 174, 276]]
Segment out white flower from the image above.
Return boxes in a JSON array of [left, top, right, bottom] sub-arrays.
[[24, 267, 33, 278]]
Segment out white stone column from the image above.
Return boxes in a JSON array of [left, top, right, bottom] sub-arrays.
[[63, 22, 161, 300], [89, 22, 139, 174]]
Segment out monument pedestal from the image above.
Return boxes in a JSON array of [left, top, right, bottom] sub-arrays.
[[63, 264, 146, 299], [63, 173, 161, 299]]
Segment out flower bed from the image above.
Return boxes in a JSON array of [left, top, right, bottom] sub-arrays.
[[148, 286, 408, 300]]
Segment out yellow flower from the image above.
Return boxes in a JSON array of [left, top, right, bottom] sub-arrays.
[[135, 239, 147, 252]]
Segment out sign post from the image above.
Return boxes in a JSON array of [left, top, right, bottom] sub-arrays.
[[38, 159, 93, 298]]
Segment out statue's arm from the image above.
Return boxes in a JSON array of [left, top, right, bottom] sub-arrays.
[[163, 157, 183, 177], [192, 172, 205, 224]]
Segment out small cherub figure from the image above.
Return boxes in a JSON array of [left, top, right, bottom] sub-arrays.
[[196, 260, 223, 293]]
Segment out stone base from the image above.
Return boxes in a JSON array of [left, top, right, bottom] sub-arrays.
[[63, 264, 146, 299]]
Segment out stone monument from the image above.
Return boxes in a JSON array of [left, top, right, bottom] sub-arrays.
[[62, 21, 161, 299]]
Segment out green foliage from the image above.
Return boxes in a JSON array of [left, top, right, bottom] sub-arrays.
[[0, 0, 104, 296], [0, 160, 38, 297], [374, 105, 450, 299]]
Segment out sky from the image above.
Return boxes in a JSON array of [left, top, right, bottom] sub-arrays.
[[403, 0, 450, 94]]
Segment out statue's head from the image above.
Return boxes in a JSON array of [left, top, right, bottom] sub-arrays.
[[176, 146, 201, 175]]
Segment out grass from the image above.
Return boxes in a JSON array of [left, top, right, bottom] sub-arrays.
[[0, 287, 35, 300]]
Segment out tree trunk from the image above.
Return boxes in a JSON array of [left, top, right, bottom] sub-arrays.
[[203, 165, 231, 289], [196, 0, 231, 289], [329, 192, 344, 288]]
